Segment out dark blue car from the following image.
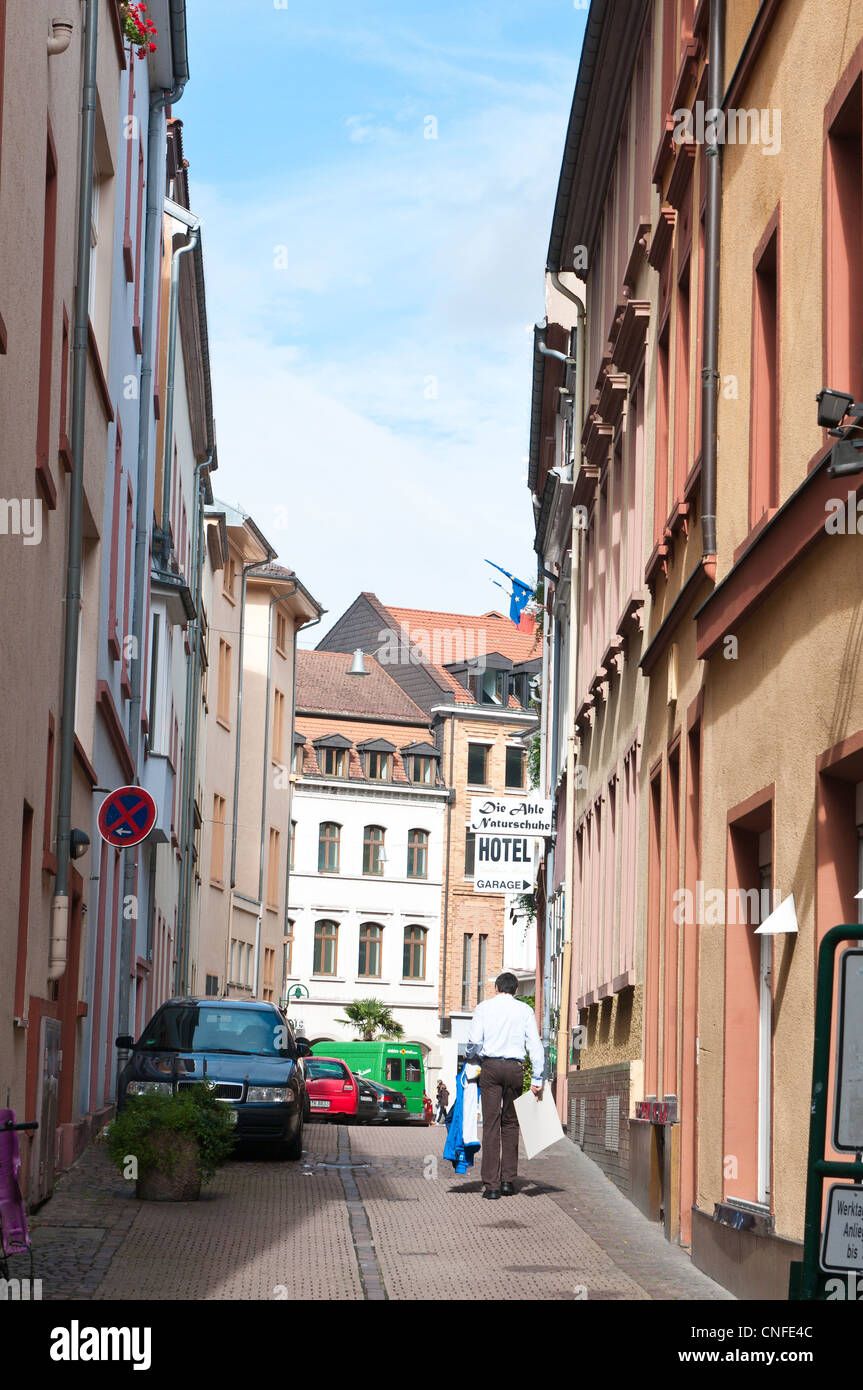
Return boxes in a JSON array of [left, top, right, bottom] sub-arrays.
[[116, 998, 311, 1160]]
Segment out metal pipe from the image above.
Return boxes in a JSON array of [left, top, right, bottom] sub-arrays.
[[157, 217, 200, 568], [51, 0, 98, 981], [701, 0, 724, 564]]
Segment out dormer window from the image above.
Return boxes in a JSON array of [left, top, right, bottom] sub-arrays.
[[413, 756, 433, 784], [322, 747, 347, 777], [366, 751, 391, 781]]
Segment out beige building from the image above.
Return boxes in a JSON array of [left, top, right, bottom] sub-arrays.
[[197, 505, 321, 1006]]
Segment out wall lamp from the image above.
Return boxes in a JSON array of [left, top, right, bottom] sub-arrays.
[[817, 389, 863, 476], [69, 828, 90, 860]]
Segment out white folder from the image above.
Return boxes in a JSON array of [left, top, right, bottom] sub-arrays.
[[513, 1086, 564, 1159]]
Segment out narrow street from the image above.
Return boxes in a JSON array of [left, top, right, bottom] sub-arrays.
[[30, 1124, 731, 1303]]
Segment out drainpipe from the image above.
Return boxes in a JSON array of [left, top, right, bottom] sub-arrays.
[[253, 590, 292, 996], [700, 0, 724, 575], [282, 608, 323, 1007], [51, 0, 98, 981], [155, 212, 200, 569], [549, 273, 586, 1115], [176, 453, 212, 992], [438, 713, 456, 1033], [121, 26, 191, 1018]]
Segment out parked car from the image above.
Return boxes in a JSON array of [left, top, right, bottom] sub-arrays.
[[358, 1077, 410, 1123], [304, 1057, 359, 1122], [352, 1075, 380, 1124], [115, 998, 310, 1159]]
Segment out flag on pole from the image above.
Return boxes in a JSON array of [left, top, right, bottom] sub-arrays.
[[485, 560, 534, 625]]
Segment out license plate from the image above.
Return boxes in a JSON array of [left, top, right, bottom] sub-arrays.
[[390, 1104, 404, 1110], [310, 1099, 330, 1109]]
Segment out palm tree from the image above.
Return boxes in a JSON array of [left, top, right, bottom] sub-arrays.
[[338, 998, 405, 1042]]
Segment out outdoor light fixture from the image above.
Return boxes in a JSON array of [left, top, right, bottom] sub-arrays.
[[816, 389, 856, 431], [348, 648, 368, 676], [69, 828, 90, 860]]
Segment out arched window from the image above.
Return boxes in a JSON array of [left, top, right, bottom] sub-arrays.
[[313, 920, 338, 975], [358, 923, 383, 978], [318, 822, 340, 873], [407, 829, 429, 879], [403, 925, 427, 980], [363, 825, 385, 876]]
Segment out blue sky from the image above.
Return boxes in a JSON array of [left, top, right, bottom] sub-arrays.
[[181, 0, 586, 642]]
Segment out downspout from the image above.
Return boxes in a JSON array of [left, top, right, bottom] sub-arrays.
[[253, 590, 294, 997], [438, 713, 456, 1033], [700, 0, 724, 573], [282, 608, 323, 1006], [51, 0, 98, 980], [176, 454, 212, 992], [122, 19, 191, 1016], [155, 218, 200, 568], [549, 280, 586, 1117]]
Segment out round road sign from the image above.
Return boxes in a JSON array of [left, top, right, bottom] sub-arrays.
[[97, 785, 157, 848]]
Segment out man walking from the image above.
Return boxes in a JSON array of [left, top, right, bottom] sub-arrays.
[[436, 1079, 450, 1124], [466, 972, 544, 1199]]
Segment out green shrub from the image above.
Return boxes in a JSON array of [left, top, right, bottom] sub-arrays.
[[106, 1084, 236, 1183]]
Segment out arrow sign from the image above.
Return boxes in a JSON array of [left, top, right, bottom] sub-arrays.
[[97, 785, 157, 848]]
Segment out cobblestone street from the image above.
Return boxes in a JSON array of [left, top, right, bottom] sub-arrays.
[[28, 1122, 734, 1302]]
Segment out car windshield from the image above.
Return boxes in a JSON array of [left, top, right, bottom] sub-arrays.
[[306, 1060, 349, 1080], [138, 1005, 289, 1056]]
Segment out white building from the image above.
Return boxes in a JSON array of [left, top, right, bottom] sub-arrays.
[[287, 651, 449, 1091]]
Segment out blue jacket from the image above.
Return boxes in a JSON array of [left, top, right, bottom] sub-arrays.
[[443, 1068, 481, 1174]]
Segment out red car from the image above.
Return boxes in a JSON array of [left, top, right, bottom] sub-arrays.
[[304, 1057, 359, 1121]]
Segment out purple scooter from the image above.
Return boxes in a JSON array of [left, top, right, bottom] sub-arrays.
[[0, 1110, 38, 1283]]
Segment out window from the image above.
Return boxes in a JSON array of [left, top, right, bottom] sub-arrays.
[[15, 804, 33, 1019], [407, 829, 428, 879], [413, 755, 434, 784], [467, 743, 489, 786], [358, 923, 382, 977], [366, 751, 391, 781], [405, 1058, 422, 1084], [505, 747, 526, 790], [654, 319, 671, 545], [291, 742, 302, 773], [211, 794, 226, 886], [262, 947, 275, 1003], [464, 831, 476, 876], [322, 747, 347, 777], [477, 935, 488, 1002], [826, 71, 863, 402], [318, 822, 340, 873], [385, 1058, 402, 1082], [275, 610, 288, 654], [35, 128, 58, 508], [283, 921, 294, 979], [272, 689, 286, 763], [267, 827, 281, 909], [403, 925, 427, 980], [223, 553, 238, 602], [674, 257, 691, 498], [42, 714, 55, 867], [204, 973, 219, 997], [750, 218, 780, 529], [363, 825, 385, 876], [461, 934, 473, 1010], [217, 639, 232, 725], [289, 820, 296, 871], [313, 920, 338, 975]]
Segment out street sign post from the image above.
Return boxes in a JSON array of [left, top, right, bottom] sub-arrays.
[[97, 786, 157, 848], [819, 1184, 863, 1274]]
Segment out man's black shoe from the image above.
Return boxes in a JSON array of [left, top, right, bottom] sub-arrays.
[[482, 1187, 501, 1200], [500, 1182, 515, 1196]]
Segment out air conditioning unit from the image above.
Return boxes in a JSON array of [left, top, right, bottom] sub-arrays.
[[439, 1016, 452, 1036]]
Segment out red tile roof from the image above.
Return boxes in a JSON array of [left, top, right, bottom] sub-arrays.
[[386, 605, 540, 665], [296, 650, 428, 722]]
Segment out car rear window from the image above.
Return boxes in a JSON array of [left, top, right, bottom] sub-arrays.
[[139, 1006, 288, 1056], [306, 1060, 350, 1080]]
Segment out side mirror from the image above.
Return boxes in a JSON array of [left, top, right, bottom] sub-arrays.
[[115, 1034, 134, 1049], [295, 1037, 312, 1058]]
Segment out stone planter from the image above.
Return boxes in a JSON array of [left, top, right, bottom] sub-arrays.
[[135, 1131, 202, 1202]]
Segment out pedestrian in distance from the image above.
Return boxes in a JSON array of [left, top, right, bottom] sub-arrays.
[[436, 1079, 450, 1124], [466, 971, 544, 1199]]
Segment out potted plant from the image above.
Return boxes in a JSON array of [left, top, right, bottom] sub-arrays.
[[105, 1083, 236, 1202], [119, 2, 158, 60]]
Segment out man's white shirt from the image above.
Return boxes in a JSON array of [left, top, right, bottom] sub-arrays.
[[467, 992, 544, 1084]]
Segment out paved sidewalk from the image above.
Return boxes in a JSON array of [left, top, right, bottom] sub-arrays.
[[27, 1122, 733, 1302]]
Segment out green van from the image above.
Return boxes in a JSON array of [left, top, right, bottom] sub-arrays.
[[309, 1041, 425, 1115]]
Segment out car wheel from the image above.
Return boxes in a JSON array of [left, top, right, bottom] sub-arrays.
[[280, 1114, 304, 1161]]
